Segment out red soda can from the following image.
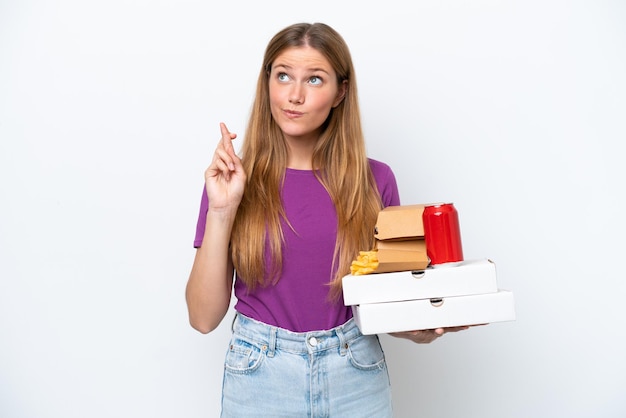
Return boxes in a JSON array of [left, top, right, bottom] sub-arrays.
[[422, 203, 464, 266]]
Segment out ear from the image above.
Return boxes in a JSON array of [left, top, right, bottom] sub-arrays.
[[332, 80, 348, 108]]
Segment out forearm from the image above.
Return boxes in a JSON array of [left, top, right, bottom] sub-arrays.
[[186, 209, 237, 333]]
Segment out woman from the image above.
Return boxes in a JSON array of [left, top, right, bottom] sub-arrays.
[[186, 22, 466, 417]]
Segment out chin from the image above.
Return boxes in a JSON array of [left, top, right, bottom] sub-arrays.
[[278, 123, 323, 141], [277, 125, 309, 139]]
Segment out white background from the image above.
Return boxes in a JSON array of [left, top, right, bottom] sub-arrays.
[[1, 1, 625, 417]]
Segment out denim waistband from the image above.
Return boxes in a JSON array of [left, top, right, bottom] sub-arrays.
[[231, 313, 364, 357]]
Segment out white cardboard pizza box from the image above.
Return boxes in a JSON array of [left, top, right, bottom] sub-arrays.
[[351, 289, 516, 335], [342, 259, 498, 306]]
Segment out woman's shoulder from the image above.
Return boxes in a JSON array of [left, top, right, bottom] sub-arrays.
[[367, 158, 394, 177], [367, 158, 400, 206]]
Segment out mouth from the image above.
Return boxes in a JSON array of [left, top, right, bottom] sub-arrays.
[[283, 109, 304, 118]]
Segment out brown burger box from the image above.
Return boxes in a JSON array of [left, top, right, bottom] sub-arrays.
[[374, 204, 426, 241], [375, 239, 429, 273], [373, 205, 428, 273]]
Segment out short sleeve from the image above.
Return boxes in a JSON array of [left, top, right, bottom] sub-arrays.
[[193, 186, 209, 248], [368, 158, 401, 207]]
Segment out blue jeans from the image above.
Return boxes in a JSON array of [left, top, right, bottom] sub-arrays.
[[221, 313, 393, 417]]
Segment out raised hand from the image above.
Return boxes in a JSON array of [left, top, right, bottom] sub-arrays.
[[204, 122, 246, 211]]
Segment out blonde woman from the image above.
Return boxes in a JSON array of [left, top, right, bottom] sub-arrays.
[[186, 22, 465, 417]]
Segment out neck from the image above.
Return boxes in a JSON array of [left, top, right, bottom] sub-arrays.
[[286, 154, 313, 170], [285, 136, 317, 170]]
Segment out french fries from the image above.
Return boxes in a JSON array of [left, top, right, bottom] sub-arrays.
[[350, 250, 379, 275]]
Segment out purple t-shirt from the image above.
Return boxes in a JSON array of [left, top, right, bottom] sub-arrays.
[[194, 158, 400, 332]]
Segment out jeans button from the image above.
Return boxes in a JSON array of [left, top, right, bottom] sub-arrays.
[[308, 336, 318, 347]]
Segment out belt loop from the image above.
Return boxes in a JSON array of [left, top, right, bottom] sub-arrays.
[[267, 326, 277, 358], [336, 325, 348, 356]]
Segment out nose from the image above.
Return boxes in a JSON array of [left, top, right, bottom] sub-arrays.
[[289, 84, 304, 104]]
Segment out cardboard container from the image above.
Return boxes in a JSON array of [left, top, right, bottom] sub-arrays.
[[375, 239, 429, 273], [343, 259, 498, 306], [377, 239, 426, 252], [351, 290, 516, 335], [374, 204, 425, 241]]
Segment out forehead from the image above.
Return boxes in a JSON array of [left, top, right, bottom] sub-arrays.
[[272, 46, 334, 73]]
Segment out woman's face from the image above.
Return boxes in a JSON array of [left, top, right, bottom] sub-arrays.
[[268, 46, 346, 146]]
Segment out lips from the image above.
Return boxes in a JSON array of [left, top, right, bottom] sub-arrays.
[[283, 109, 304, 118]]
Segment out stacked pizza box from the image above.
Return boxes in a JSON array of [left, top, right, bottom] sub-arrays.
[[342, 205, 516, 335]]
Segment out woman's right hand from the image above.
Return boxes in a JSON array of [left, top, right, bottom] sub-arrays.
[[204, 122, 246, 211], [186, 122, 244, 334]]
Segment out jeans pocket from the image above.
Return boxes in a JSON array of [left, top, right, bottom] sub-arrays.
[[224, 336, 265, 375], [346, 334, 386, 371]]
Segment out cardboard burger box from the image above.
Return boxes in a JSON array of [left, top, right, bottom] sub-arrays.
[[373, 205, 429, 273], [375, 239, 429, 273], [374, 204, 426, 241], [343, 258, 498, 306], [351, 290, 515, 335]]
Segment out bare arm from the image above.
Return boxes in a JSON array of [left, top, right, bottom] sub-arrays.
[[186, 211, 236, 333], [185, 123, 246, 334]]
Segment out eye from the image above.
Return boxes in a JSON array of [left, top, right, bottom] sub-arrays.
[[309, 75, 323, 86], [277, 72, 290, 82]]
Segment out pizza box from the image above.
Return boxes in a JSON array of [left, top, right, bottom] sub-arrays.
[[342, 258, 498, 306], [351, 289, 516, 335]]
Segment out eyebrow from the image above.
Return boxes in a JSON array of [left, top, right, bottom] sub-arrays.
[[273, 63, 330, 75]]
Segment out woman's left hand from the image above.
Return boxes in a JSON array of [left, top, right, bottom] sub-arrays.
[[388, 325, 472, 344]]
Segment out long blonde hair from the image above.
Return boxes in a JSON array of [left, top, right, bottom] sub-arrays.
[[230, 23, 382, 299]]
